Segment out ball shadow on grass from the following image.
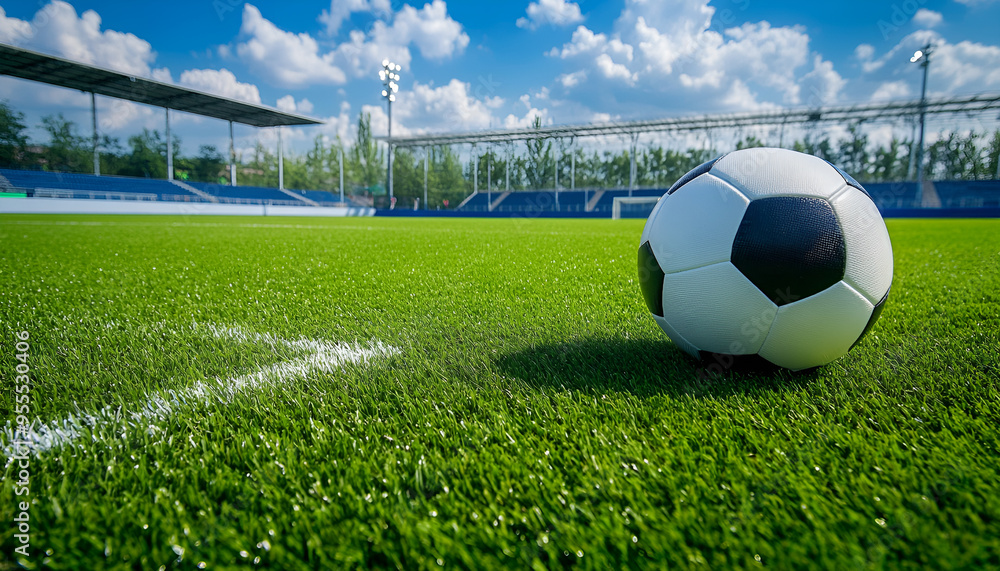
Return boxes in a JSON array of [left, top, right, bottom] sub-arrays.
[[493, 337, 815, 399]]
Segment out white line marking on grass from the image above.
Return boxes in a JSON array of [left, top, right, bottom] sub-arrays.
[[2, 325, 399, 462]]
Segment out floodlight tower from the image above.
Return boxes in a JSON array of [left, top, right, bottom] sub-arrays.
[[380, 59, 401, 201], [910, 43, 933, 190]]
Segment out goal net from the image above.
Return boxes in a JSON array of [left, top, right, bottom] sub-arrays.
[[612, 195, 662, 220]]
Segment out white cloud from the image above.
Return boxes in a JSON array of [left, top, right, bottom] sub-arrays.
[[179, 68, 262, 104], [0, 6, 32, 44], [0, 1, 167, 132], [852, 31, 1000, 99], [595, 53, 637, 84], [276, 95, 314, 114], [503, 95, 551, 129], [236, 4, 347, 87], [283, 100, 353, 146], [356, 78, 552, 135], [151, 68, 173, 83], [1, 1, 157, 77], [799, 55, 846, 106], [928, 39, 1000, 92], [721, 79, 773, 111], [318, 0, 392, 36], [870, 81, 911, 101], [516, 0, 584, 30], [397, 79, 499, 133], [912, 9, 943, 28], [236, 1, 467, 87], [547, 1, 841, 111], [389, 0, 469, 60], [552, 25, 632, 60], [332, 28, 413, 79], [558, 70, 587, 88]]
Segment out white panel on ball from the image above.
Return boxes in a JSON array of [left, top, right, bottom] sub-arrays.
[[653, 314, 700, 358], [711, 148, 846, 201], [642, 174, 750, 274], [830, 188, 894, 305], [758, 281, 873, 370], [662, 262, 778, 355], [639, 195, 667, 246]]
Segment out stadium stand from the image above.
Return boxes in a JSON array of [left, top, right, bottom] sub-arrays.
[[183, 181, 305, 205], [0, 168, 364, 206], [863, 183, 923, 209], [294, 189, 356, 206], [934, 180, 1000, 208], [5, 164, 997, 214], [456, 192, 492, 212], [456, 182, 1000, 214], [0, 168, 204, 201], [494, 190, 578, 212], [460, 190, 611, 213]]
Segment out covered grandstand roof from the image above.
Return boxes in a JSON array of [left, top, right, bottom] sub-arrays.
[[0, 43, 323, 127]]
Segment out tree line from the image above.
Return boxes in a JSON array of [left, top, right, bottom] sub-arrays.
[[2, 100, 998, 208]]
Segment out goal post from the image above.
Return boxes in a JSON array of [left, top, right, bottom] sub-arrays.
[[612, 195, 662, 219]]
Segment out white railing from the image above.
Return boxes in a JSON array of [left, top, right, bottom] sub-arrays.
[[35, 188, 159, 201]]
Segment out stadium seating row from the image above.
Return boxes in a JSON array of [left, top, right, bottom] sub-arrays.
[[458, 188, 666, 213], [935, 181, 1000, 208], [0, 168, 361, 207], [456, 182, 1000, 213], [3, 167, 997, 212], [0, 168, 195, 201]]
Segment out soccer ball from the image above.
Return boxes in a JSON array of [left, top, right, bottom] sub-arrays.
[[638, 147, 893, 371]]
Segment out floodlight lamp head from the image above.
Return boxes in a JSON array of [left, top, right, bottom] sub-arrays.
[[382, 59, 389, 67], [389, 94, 395, 102], [382, 90, 388, 97], [910, 50, 923, 63]]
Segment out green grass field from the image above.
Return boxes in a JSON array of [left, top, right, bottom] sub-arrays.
[[1, 214, 999, 569]]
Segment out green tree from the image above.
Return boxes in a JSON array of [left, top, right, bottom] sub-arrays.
[[735, 135, 765, 150], [188, 145, 226, 183], [241, 140, 278, 187], [524, 117, 553, 189], [350, 112, 382, 193], [99, 135, 126, 176], [869, 138, 907, 183], [391, 148, 423, 207], [838, 124, 869, 179], [0, 100, 29, 168], [986, 130, 1000, 180], [428, 145, 468, 207], [118, 128, 178, 179], [41, 113, 89, 172]]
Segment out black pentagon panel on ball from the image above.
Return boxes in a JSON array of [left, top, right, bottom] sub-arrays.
[[731, 196, 846, 306], [851, 286, 890, 349], [666, 153, 728, 195], [637, 241, 665, 317], [824, 159, 871, 199]]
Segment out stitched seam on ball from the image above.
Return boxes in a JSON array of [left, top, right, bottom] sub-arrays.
[[827, 183, 851, 203], [841, 274, 882, 306], [662, 258, 731, 276], [702, 172, 752, 203]]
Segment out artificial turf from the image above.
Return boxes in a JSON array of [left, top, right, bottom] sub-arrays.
[[1, 214, 998, 569]]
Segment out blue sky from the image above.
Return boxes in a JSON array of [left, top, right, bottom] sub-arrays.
[[1, 0, 999, 155]]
